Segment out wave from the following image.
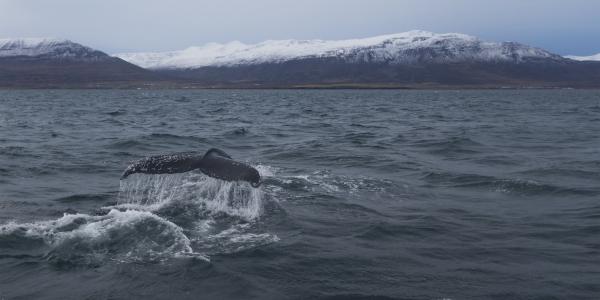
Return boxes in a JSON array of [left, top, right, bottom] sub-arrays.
[[316, 294, 398, 300], [411, 136, 486, 156], [0, 146, 40, 158], [53, 193, 113, 203], [349, 123, 388, 129], [265, 169, 393, 198], [517, 167, 600, 181], [0, 210, 199, 265], [225, 127, 249, 136], [106, 109, 127, 116], [0, 166, 279, 266], [106, 139, 151, 151], [147, 133, 206, 142], [422, 172, 597, 195], [105, 134, 207, 150]]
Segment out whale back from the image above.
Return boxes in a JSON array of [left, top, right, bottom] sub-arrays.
[[120, 153, 200, 179]]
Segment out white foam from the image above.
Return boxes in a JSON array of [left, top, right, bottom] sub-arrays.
[[277, 171, 390, 195], [195, 222, 280, 254], [118, 172, 266, 221], [254, 164, 278, 178], [1, 166, 281, 264], [0, 209, 206, 263]]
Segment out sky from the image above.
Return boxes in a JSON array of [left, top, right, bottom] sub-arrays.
[[1, 0, 599, 55]]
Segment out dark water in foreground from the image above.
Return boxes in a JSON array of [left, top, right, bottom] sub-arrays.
[[0, 90, 599, 300]]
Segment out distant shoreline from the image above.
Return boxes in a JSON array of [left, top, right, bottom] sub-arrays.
[[0, 84, 598, 90]]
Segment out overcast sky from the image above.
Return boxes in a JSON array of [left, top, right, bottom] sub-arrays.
[[1, 0, 599, 55]]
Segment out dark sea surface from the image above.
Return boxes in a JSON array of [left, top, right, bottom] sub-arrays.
[[0, 89, 599, 300]]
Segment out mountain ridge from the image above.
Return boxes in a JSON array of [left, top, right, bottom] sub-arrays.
[[0, 38, 160, 88], [0, 38, 111, 61], [1, 32, 600, 88], [115, 31, 566, 69]]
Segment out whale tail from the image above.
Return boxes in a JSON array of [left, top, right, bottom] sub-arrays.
[[197, 148, 261, 187], [120, 148, 261, 187]]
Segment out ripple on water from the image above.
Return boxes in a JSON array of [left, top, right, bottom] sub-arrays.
[[421, 171, 599, 196]]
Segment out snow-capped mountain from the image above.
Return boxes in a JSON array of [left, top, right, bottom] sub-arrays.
[[1, 33, 599, 88], [115, 31, 564, 69], [565, 53, 600, 61], [0, 38, 109, 60], [0, 38, 157, 88]]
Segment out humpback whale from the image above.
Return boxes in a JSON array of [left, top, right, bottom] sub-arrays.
[[121, 148, 261, 187]]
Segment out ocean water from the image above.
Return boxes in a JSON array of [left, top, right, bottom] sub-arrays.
[[0, 89, 599, 300]]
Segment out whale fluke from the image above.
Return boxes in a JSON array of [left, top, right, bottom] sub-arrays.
[[120, 148, 261, 187]]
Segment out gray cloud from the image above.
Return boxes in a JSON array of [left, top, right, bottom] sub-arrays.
[[1, 0, 598, 55]]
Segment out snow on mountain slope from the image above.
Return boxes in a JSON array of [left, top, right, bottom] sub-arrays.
[[115, 31, 563, 70], [565, 53, 600, 61], [0, 38, 108, 60]]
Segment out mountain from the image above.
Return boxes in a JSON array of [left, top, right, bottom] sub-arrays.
[[1, 38, 109, 60], [2, 33, 600, 89], [116, 31, 564, 69], [114, 31, 600, 88], [0, 38, 160, 88], [565, 53, 600, 61]]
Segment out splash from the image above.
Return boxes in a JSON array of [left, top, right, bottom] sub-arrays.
[[0, 209, 205, 265], [273, 170, 391, 195], [193, 222, 280, 254], [0, 166, 279, 266], [117, 173, 189, 208], [117, 172, 265, 221]]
